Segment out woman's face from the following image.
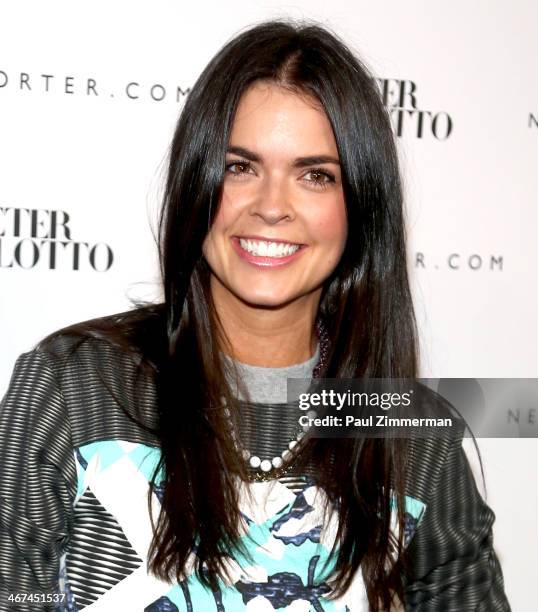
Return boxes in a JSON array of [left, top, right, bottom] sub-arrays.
[[203, 82, 347, 311]]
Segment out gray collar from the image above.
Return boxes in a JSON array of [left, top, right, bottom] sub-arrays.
[[223, 343, 319, 404]]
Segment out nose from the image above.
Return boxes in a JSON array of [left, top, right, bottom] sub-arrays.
[[248, 176, 295, 225]]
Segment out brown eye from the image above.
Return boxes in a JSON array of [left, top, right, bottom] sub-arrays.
[[225, 161, 251, 174], [310, 171, 329, 183], [304, 169, 336, 189]]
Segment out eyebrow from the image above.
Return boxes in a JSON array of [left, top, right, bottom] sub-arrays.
[[226, 146, 340, 167]]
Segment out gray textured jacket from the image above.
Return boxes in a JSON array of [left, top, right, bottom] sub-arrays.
[[0, 334, 511, 611]]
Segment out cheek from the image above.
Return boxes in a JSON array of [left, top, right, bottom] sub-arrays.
[[202, 199, 234, 256], [312, 198, 348, 250], [208, 192, 245, 238], [202, 222, 225, 266]]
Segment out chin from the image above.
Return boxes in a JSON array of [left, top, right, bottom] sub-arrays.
[[236, 289, 297, 309]]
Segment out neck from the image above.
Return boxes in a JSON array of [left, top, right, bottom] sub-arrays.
[[211, 278, 320, 367]]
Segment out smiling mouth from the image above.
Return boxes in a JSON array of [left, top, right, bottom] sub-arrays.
[[236, 237, 302, 258]]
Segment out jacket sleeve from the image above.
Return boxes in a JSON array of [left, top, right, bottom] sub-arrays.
[[0, 350, 76, 612], [403, 434, 511, 611]]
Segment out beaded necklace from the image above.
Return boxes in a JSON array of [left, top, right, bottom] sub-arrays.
[[227, 319, 330, 483]]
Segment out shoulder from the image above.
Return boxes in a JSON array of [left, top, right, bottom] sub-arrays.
[[37, 303, 164, 354], [6, 305, 165, 443], [33, 303, 166, 381]]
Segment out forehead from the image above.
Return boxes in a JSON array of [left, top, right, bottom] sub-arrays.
[[229, 82, 338, 154]]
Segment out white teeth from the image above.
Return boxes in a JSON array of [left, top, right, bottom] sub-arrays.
[[238, 238, 300, 258]]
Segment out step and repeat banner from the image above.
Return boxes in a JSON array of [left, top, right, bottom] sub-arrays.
[[1, 1, 536, 609]]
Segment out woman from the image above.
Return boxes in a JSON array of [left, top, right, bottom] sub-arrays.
[[0, 19, 510, 612]]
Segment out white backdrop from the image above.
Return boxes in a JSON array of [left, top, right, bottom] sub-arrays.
[[1, 2, 536, 609]]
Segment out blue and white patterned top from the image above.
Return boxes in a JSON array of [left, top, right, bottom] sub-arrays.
[[56, 439, 425, 611]]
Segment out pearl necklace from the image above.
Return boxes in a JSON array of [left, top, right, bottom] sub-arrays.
[[228, 319, 329, 479], [242, 424, 315, 473]]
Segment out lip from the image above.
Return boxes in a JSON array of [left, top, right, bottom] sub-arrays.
[[234, 234, 304, 246], [231, 236, 307, 268]]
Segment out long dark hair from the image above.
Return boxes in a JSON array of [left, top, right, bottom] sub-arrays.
[[41, 19, 418, 611]]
